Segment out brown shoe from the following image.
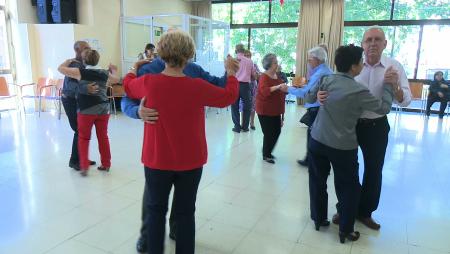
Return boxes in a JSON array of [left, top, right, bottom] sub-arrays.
[[332, 213, 340, 225], [358, 217, 381, 230]]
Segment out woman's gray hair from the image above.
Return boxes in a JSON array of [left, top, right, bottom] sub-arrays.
[[262, 53, 277, 71], [308, 46, 327, 63]]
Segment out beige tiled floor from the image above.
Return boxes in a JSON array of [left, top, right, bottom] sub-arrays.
[[1, 106, 450, 254]]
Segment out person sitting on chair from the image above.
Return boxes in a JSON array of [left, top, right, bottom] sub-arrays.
[[425, 71, 449, 118]]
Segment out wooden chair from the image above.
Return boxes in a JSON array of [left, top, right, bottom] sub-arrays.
[[395, 82, 425, 113], [107, 83, 125, 115]]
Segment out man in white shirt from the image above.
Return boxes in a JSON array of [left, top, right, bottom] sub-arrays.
[[331, 26, 412, 230]]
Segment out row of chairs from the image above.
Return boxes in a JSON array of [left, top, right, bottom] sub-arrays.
[[0, 77, 125, 118]]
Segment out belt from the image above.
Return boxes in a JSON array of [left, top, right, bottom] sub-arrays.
[[357, 115, 387, 124]]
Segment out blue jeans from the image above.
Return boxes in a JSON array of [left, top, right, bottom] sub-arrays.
[[144, 167, 202, 254]]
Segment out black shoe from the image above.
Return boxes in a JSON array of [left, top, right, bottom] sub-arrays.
[[97, 166, 110, 172], [263, 157, 275, 164], [267, 154, 276, 159], [89, 160, 96, 166], [241, 128, 249, 132], [339, 231, 360, 243], [69, 162, 81, 171], [297, 159, 308, 167], [250, 126, 256, 130], [136, 236, 147, 253], [314, 220, 330, 231], [169, 230, 176, 241], [232, 127, 241, 133]]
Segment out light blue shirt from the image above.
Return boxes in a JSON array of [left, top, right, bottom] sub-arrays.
[[288, 63, 333, 108]]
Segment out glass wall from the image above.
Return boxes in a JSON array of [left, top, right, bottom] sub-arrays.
[[343, 0, 450, 79]]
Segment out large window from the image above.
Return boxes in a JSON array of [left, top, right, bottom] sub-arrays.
[[417, 25, 450, 79], [232, 1, 270, 24], [271, 0, 301, 23], [343, 0, 450, 79], [213, 0, 450, 79], [393, 0, 450, 20], [212, 0, 300, 73], [344, 0, 391, 21], [250, 28, 297, 72]]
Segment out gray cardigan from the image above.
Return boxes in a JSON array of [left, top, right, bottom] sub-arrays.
[[305, 72, 394, 150]]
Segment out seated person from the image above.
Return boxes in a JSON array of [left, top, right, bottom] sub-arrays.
[[426, 71, 449, 118]]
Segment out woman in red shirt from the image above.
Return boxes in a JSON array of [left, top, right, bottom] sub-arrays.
[[123, 30, 238, 254], [255, 54, 288, 164]]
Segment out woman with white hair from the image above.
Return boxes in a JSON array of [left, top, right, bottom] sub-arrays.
[[288, 46, 333, 167], [255, 53, 288, 164]]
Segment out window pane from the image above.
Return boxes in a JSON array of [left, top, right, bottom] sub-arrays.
[[271, 0, 301, 23], [0, 10, 10, 70], [230, 28, 249, 55], [417, 25, 450, 80], [343, 26, 395, 56], [390, 26, 421, 79], [212, 3, 231, 24], [232, 2, 269, 24], [249, 28, 297, 73], [344, 0, 391, 21], [394, 0, 450, 20]]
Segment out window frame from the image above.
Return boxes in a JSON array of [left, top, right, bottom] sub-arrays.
[[0, 5, 11, 74], [212, 0, 450, 81]]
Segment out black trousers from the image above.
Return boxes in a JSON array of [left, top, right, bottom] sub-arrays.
[[308, 138, 361, 233], [140, 179, 176, 241], [303, 107, 319, 161], [61, 96, 79, 165], [356, 116, 390, 218], [258, 114, 282, 157], [426, 93, 449, 117], [231, 82, 251, 130], [144, 167, 202, 254]]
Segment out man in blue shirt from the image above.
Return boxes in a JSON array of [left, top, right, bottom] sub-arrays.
[[121, 56, 239, 253], [288, 46, 333, 167]]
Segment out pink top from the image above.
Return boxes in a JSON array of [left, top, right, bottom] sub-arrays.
[[235, 53, 255, 83]]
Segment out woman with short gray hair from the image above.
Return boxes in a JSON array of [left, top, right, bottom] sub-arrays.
[[255, 53, 288, 164]]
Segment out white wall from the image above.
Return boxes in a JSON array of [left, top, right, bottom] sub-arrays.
[[28, 24, 75, 80]]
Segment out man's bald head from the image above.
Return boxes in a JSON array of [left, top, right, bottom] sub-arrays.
[[361, 26, 387, 65], [74, 41, 90, 61]]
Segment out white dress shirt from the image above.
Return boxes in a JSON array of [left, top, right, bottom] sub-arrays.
[[355, 55, 412, 119]]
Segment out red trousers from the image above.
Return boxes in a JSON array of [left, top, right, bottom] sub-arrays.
[[77, 113, 111, 170]]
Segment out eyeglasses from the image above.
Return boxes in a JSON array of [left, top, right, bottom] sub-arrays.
[[363, 37, 384, 44]]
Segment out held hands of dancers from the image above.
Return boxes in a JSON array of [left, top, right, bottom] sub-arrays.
[[278, 83, 289, 93], [225, 55, 239, 77]]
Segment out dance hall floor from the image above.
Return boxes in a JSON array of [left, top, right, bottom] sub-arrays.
[[1, 104, 449, 254]]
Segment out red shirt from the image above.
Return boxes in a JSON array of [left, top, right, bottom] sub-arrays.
[[255, 73, 286, 116], [123, 73, 238, 170]]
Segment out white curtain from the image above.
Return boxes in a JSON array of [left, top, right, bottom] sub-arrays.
[[191, 0, 212, 19], [295, 0, 344, 77]]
